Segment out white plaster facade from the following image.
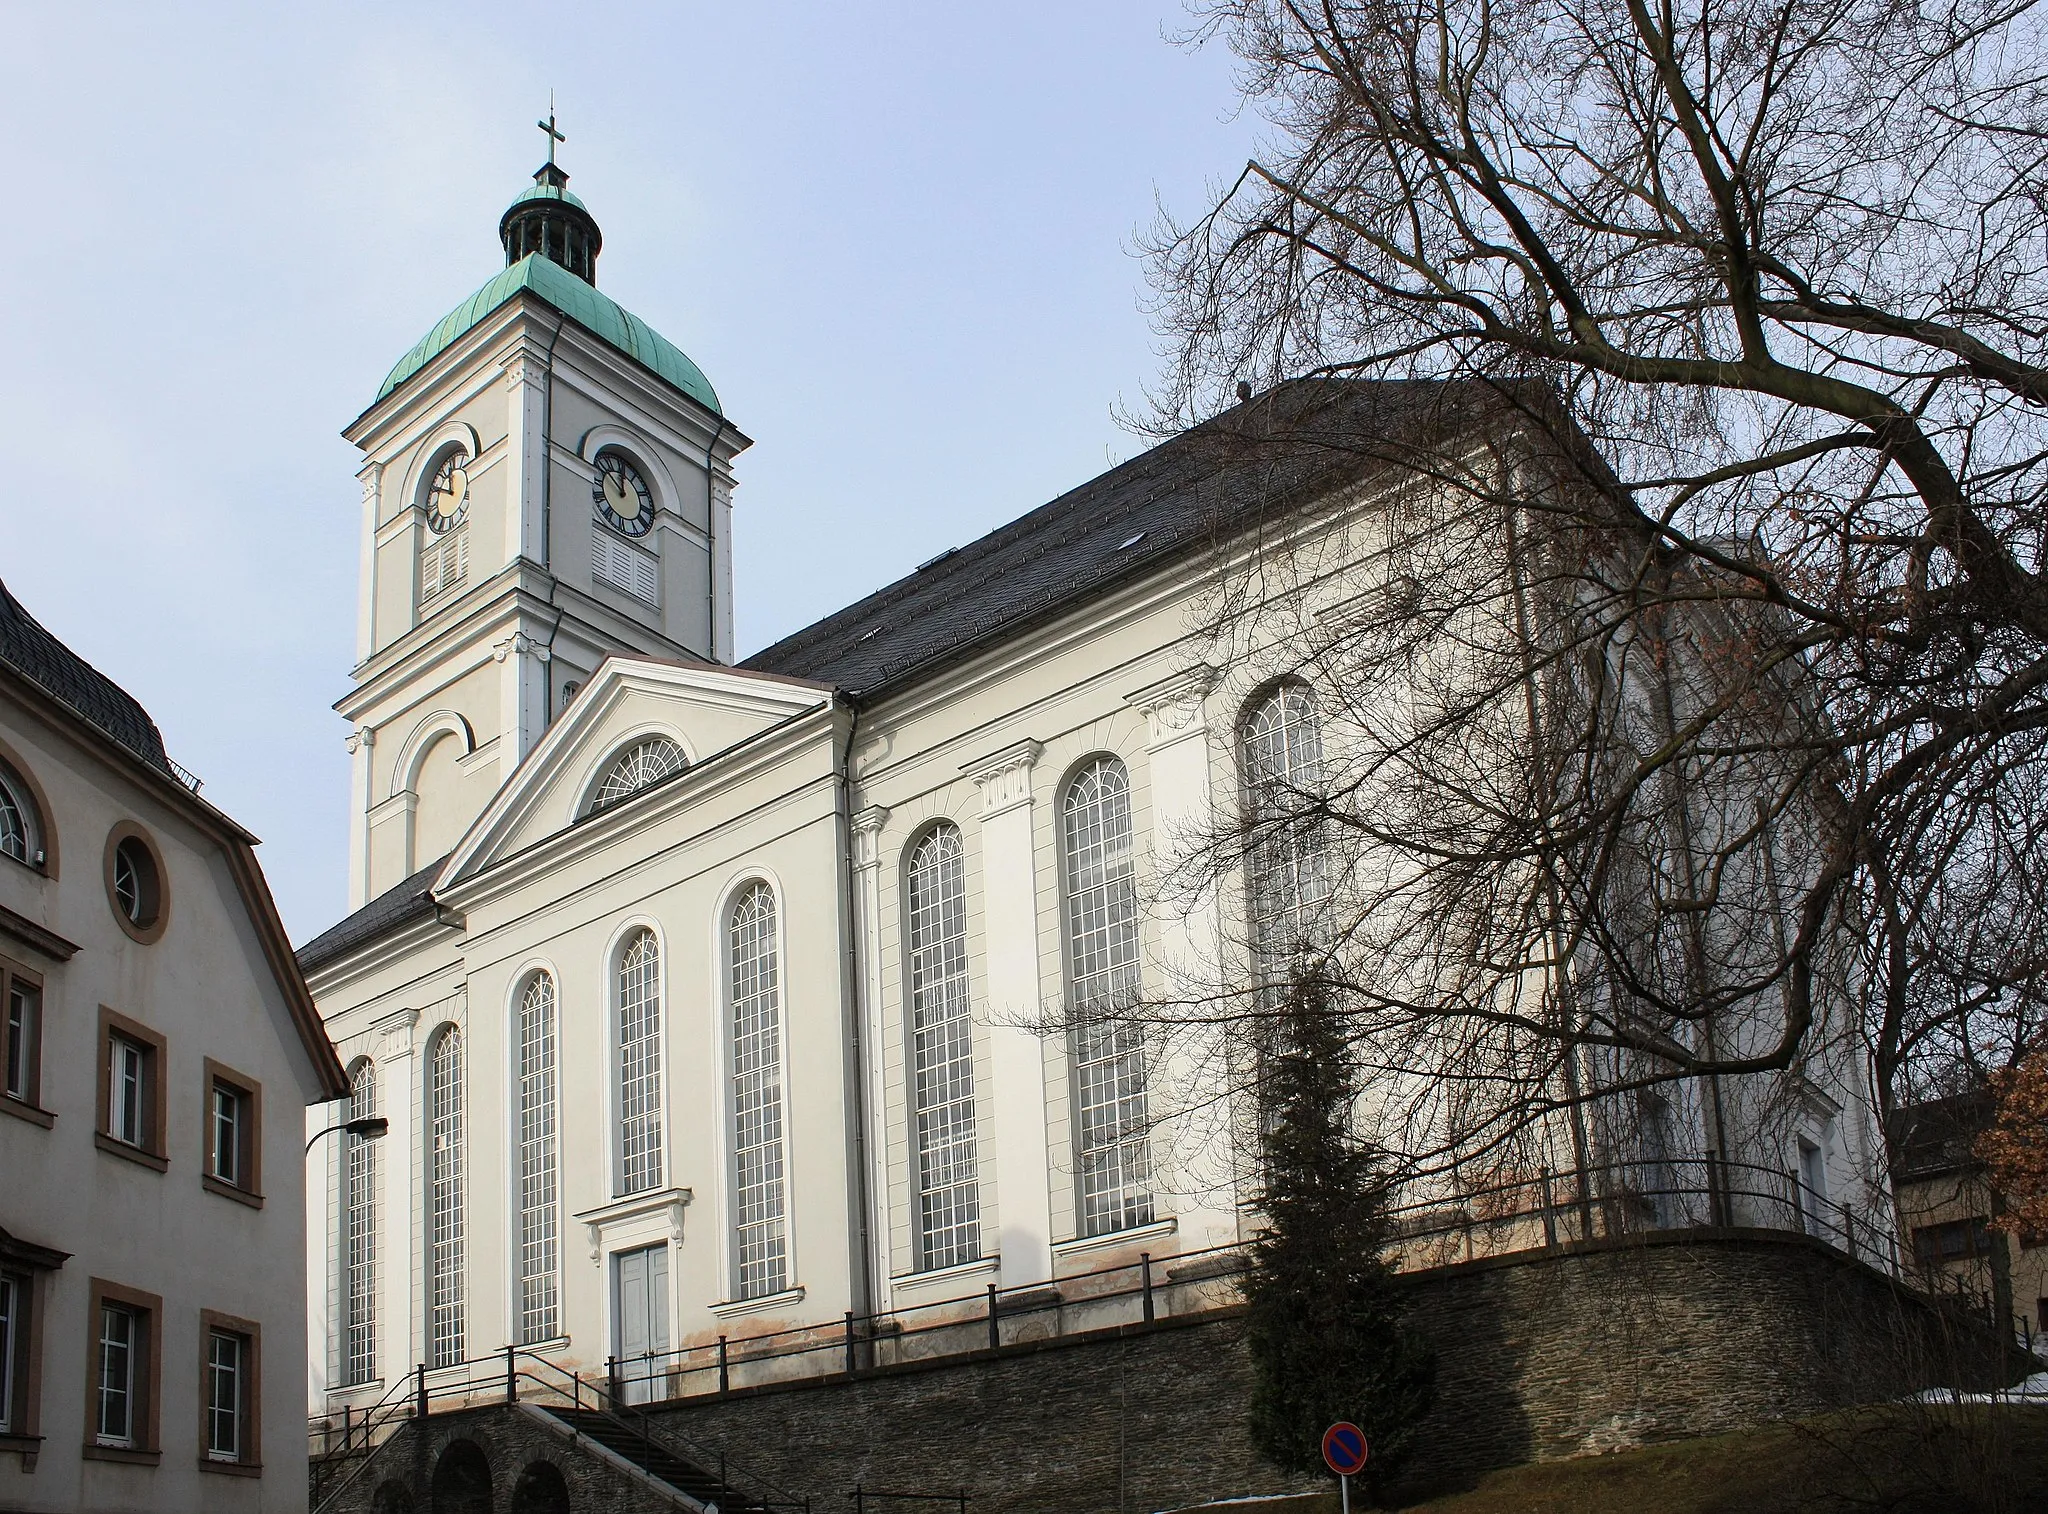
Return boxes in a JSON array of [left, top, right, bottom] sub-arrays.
[[302, 173, 1887, 1419], [0, 598, 347, 1513]]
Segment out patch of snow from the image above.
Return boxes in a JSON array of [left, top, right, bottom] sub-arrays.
[[1910, 1370, 2048, 1404]]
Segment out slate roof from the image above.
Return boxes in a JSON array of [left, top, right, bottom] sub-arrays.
[[0, 577, 173, 776], [297, 378, 1492, 965], [741, 379, 1478, 694], [1887, 1089, 1994, 1181], [297, 852, 451, 974]]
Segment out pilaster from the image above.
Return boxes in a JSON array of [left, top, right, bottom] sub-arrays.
[[493, 629, 550, 773], [850, 805, 893, 1306], [346, 725, 375, 909], [1123, 667, 1240, 1244], [355, 462, 383, 665], [967, 741, 1052, 1285], [502, 352, 548, 573]]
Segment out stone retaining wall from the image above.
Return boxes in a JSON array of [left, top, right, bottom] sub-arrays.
[[315, 1231, 2015, 1514]]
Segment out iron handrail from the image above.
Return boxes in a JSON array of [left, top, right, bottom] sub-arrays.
[[309, 1152, 1899, 1482]]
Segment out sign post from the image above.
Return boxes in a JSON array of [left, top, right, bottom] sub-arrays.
[[1321, 1421, 1369, 1512]]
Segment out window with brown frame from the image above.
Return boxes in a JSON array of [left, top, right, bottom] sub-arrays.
[[198, 1311, 259, 1474], [96, 1008, 167, 1171], [84, 1278, 160, 1463], [102, 823, 168, 945], [1, 956, 46, 1124], [0, 1224, 64, 1467], [202, 1061, 262, 1207]]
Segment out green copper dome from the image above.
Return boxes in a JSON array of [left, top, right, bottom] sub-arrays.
[[375, 253, 721, 414], [505, 180, 589, 214]]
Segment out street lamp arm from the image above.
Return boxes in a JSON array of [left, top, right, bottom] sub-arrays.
[[307, 1115, 390, 1154]]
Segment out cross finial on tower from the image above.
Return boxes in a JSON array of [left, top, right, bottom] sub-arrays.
[[537, 97, 566, 167]]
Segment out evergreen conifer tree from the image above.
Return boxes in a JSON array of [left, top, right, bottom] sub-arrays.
[[1244, 972, 1435, 1481]]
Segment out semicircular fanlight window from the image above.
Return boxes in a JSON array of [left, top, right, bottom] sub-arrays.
[[589, 737, 687, 814]]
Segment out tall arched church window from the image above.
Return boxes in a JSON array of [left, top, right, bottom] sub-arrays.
[[906, 825, 979, 1269], [616, 931, 664, 1196], [1061, 757, 1153, 1237], [589, 738, 688, 815], [0, 761, 40, 868], [427, 1028, 465, 1368], [342, 1060, 379, 1385], [729, 884, 788, 1299], [516, 973, 561, 1344], [1240, 683, 1329, 976]]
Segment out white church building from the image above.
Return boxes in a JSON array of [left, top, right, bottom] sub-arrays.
[[299, 148, 1885, 1413]]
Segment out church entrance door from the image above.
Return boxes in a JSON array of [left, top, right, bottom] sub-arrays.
[[612, 1242, 670, 1405]]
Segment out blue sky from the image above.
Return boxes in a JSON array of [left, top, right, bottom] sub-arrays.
[[0, 2, 1257, 940]]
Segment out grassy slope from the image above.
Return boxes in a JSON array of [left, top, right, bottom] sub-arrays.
[[1164, 1406, 2048, 1514]]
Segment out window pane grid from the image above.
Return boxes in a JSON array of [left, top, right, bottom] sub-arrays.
[[206, 1331, 241, 1460], [428, 1029, 465, 1369], [0, 1275, 15, 1433], [908, 826, 980, 1269], [1062, 758, 1153, 1237], [210, 1085, 240, 1184], [592, 738, 687, 812], [730, 885, 788, 1299], [343, 1063, 377, 1385], [97, 1304, 134, 1446], [110, 1038, 143, 1145], [5, 980, 34, 1102], [1242, 685, 1330, 974], [617, 932, 664, 1195], [0, 780, 24, 863], [518, 974, 561, 1344]]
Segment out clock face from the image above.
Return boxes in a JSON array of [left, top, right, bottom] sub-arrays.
[[425, 449, 470, 535], [593, 451, 655, 537]]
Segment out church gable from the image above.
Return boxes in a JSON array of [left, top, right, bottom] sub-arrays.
[[436, 656, 831, 887]]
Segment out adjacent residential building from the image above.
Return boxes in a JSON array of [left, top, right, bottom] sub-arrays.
[[300, 147, 1888, 1418], [0, 580, 347, 1512], [1892, 1089, 2048, 1337]]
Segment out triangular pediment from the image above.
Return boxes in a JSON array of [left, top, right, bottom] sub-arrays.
[[435, 656, 832, 890]]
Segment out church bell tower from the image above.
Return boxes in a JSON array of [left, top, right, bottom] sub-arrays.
[[336, 118, 749, 907]]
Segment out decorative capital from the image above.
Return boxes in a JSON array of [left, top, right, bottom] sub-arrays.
[[967, 739, 1043, 818], [503, 354, 546, 393], [1124, 666, 1218, 749], [357, 461, 383, 507], [851, 806, 890, 870], [491, 631, 550, 664], [369, 1006, 421, 1061], [344, 725, 374, 755]]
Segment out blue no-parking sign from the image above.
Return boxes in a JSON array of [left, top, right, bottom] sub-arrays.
[[1322, 1421, 1370, 1477]]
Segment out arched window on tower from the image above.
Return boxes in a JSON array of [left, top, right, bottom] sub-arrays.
[[588, 738, 687, 815], [427, 1028, 465, 1368], [1061, 756, 1153, 1237], [729, 883, 788, 1299], [1240, 683, 1329, 983], [341, 1060, 378, 1385], [516, 973, 561, 1344], [906, 825, 979, 1270], [616, 931, 664, 1196]]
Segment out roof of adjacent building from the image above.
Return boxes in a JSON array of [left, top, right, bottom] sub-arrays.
[[0, 577, 173, 776], [298, 378, 1488, 966], [296, 851, 450, 975], [1888, 1089, 1994, 1181], [742, 378, 1469, 695], [374, 253, 720, 414]]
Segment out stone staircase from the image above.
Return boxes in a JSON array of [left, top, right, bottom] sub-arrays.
[[542, 1404, 789, 1512]]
